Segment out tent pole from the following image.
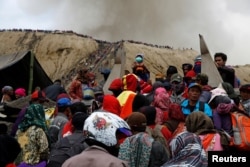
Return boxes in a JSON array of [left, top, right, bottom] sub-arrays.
[[28, 51, 34, 95]]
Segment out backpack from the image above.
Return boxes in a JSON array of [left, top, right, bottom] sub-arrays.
[[230, 111, 250, 151], [47, 135, 88, 166], [146, 125, 169, 154]]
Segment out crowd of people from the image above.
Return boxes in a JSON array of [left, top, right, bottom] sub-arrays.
[[0, 52, 250, 167]]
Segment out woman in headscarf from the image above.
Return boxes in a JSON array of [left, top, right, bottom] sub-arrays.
[[163, 103, 186, 143], [162, 131, 207, 167], [1, 85, 14, 103], [185, 111, 228, 154], [15, 91, 49, 166], [152, 87, 171, 124], [119, 112, 169, 167]]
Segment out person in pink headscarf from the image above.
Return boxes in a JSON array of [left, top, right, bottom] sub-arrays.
[[15, 88, 26, 99]]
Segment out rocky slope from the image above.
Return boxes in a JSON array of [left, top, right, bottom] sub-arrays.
[[0, 29, 250, 88]]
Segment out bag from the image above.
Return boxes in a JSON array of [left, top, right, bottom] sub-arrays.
[[47, 135, 88, 167], [231, 111, 250, 150], [146, 125, 169, 153]]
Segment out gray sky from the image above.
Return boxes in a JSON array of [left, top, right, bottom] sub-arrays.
[[1, 0, 250, 65]]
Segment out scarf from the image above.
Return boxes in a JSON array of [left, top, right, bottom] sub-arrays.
[[162, 131, 207, 167], [18, 104, 48, 133], [118, 132, 153, 167]]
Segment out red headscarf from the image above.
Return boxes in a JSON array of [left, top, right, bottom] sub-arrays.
[[102, 95, 121, 116]]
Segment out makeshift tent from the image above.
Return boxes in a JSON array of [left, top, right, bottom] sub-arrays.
[[0, 50, 53, 96]]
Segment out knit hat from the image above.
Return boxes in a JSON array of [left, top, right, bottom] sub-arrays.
[[170, 73, 183, 83], [122, 74, 138, 92], [109, 78, 123, 91], [15, 88, 26, 97], [126, 112, 147, 132]]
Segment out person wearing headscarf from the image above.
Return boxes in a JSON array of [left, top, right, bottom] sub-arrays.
[[15, 91, 49, 166], [102, 94, 121, 116], [119, 112, 169, 167], [145, 81, 164, 104], [220, 82, 240, 105], [14, 88, 26, 99], [1, 85, 14, 103], [212, 95, 234, 136], [152, 87, 171, 124], [161, 131, 207, 167], [163, 103, 186, 143], [185, 111, 227, 154]]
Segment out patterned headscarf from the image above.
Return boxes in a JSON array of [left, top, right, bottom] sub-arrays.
[[118, 132, 153, 167], [162, 131, 207, 167], [185, 111, 215, 135], [18, 104, 48, 133]]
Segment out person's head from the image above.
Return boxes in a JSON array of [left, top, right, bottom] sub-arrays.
[[83, 111, 132, 155], [102, 95, 121, 116], [70, 101, 88, 115], [139, 106, 156, 126], [93, 86, 104, 103], [71, 112, 88, 131], [166, 65, 178, 78], [188, 83, 202, 102], [0, 135, 21, 167], [170, 73, 185, 94], [195, 73, 208, 85], [109, 78, 123, 97], [135, 54, 144, 63], [185, 111, 214, 135], [132, 94, 150, 112], [14, 88, 26, 99], [2, 86, 13, 95], [239, 84, 250, 101], [168, 103, 185, 122], [122, 73, 139, 92], [183, 70, 196, 86], [214, 52, 227, 67], [54, 79, 62, 85], [165, 131, 207, 167], [208, 87, 228, 107], [126, 112, 147, 134], [77, 68, 89, 82], [182, 63, 193, 75], [57, 97, 72, 119], [31, 90, 49, 103]]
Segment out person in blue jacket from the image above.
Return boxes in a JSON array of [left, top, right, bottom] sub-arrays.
[[181, 83, 212, 118]]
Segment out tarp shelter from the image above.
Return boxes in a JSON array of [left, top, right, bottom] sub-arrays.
[[0, 51, 53, 97]]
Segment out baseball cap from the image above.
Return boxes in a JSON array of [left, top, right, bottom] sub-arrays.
[[208, 88, 228, 104], [188, 83, 202, 92], [57, 97, 72, 107], [170, 73, 183, 83]]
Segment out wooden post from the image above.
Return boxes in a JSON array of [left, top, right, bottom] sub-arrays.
[[28, 51, 34, 95]]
